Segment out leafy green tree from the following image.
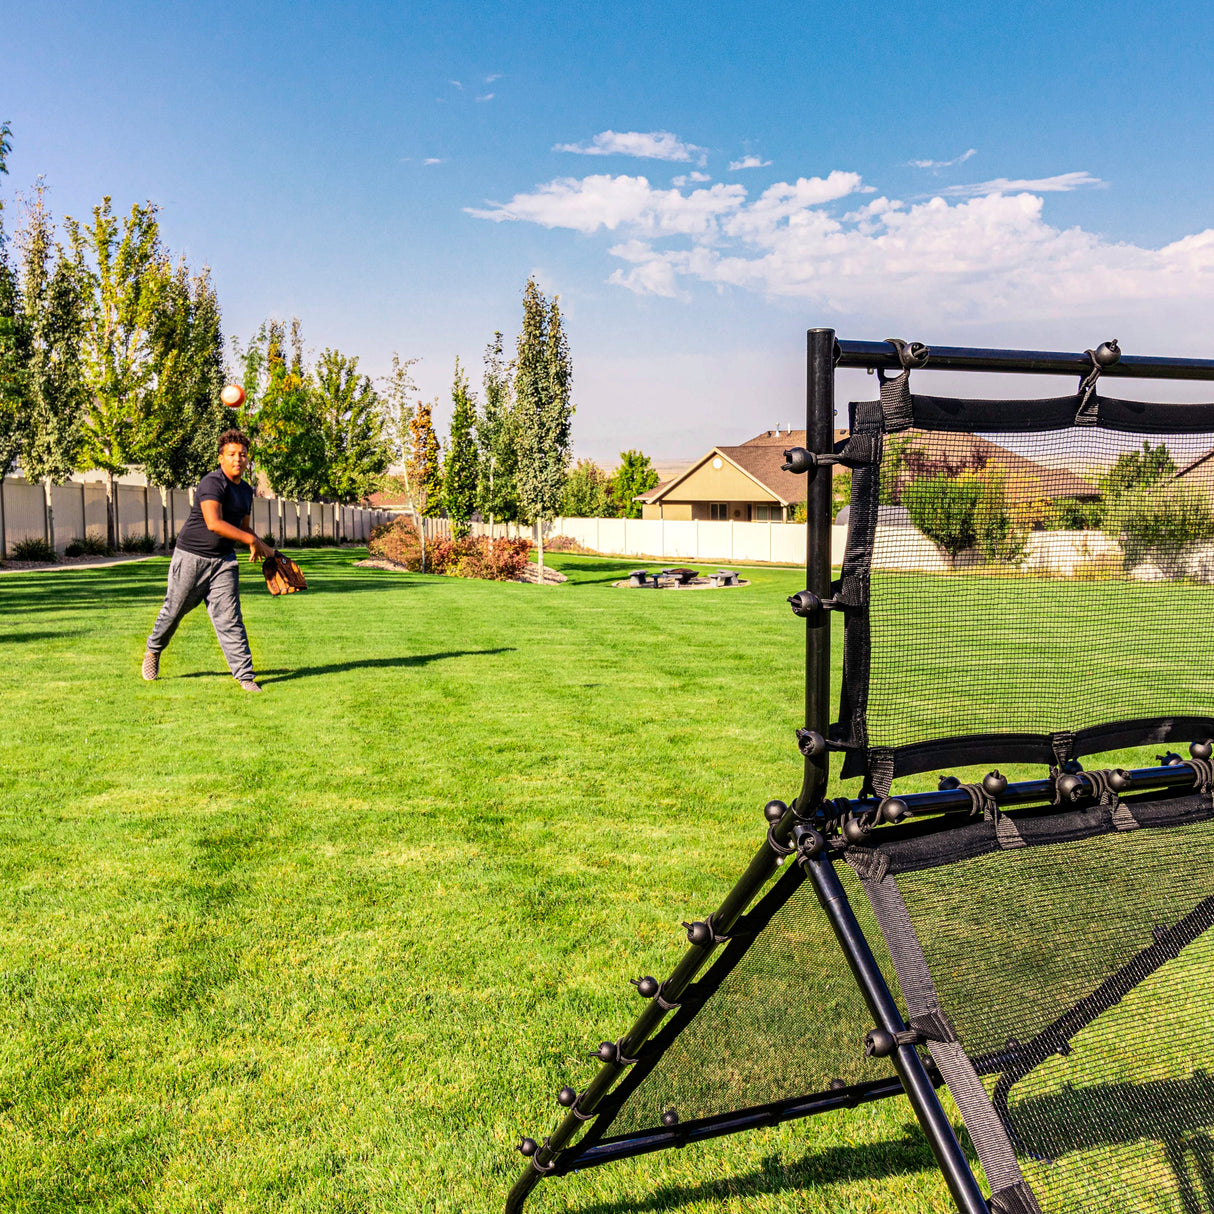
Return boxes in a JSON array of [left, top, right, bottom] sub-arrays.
[[443, 358, 478, 537], [561, 458, 613, 517], [476, 332, 518, 526], [514, 278, 573, 576], [380, 350, 419, 467], [608, 449, 658, 518], [67, 198, 168, 545], [405, 400, 442, 572], [138, 263, 229, 537], [17, 192, 87, 550], [0, 196, 29, 478], [1102, 440, 1176, 499], [312, 347, 390, 505]]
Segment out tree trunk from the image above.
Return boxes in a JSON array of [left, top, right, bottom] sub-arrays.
[[160, 486, 169, 551], [414, 507, 427, 574], [43, 478, 55, 554], [106, 469, 117, 550], [537, 518, 544, 581]]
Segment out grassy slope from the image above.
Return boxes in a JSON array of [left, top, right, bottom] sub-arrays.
[[0, 550, 1205, 1213]]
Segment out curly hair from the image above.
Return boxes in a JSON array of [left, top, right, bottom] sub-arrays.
[[218, 428, 250, 452]]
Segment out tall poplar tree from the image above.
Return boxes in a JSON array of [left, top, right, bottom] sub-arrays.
[[443, 358, 478, 537], [406, 400, 441, 572], [67, 198, 168, 545], [16, 184, 86, 551], [514, 277, 573, 578], [313, 347, 390, 504], [252, 321, 327, 501], [476, 332, 518, 527], [0, 123, 29, 479]]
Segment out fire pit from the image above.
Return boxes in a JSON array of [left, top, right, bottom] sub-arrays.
[[613, 567, 749, 591]]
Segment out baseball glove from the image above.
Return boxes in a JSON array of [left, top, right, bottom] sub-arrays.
[[262, 551, 308, 595]]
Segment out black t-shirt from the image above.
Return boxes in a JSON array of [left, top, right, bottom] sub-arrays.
[[175, 468, 255, 558]]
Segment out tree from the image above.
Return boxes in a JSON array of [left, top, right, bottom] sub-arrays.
[[443, 358, 478, 537], [138, 262, 229, 538], [476, 332, 518, 526], [561, 458, 613, 517], [67, 198, 168, 546], [608, 449, 658, 518], [1102, 440, 1176, 499], [0, 139, 29, 479], [312, 347, 390, 505], [404, 400, 441, 573], [514, 278, 573, 578], [380, 350, 419, 468]]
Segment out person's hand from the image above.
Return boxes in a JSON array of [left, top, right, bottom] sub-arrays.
[[251, 537, 275, 563]]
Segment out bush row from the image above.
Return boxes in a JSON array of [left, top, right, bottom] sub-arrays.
[[368, 517, 531, 580]]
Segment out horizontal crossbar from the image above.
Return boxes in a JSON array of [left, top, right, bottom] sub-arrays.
[[831, 336, 1214, 381]]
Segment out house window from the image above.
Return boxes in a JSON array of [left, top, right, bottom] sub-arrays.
[[709, 503, 728, 521], [755, 504, 784, 522]]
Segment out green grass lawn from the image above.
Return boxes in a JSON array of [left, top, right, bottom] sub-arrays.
[[0, 550, 1207, 1213]]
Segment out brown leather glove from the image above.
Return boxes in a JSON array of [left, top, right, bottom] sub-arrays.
[[262, 551, 308, 595]]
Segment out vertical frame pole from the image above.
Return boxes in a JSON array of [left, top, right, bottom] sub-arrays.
[[806, 854, 989, 1214], [800, 328, 836, 811]]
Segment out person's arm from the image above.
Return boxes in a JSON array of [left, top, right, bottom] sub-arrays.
[[201, 501, 275, 561]]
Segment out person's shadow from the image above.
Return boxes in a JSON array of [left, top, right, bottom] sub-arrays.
[[176, 649, 514, 684]]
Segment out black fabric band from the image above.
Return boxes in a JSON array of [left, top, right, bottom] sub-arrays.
[[865, 391, 1214, 435], [857, 872, 1033, 1199]]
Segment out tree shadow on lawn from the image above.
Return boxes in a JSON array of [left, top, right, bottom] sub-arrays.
[[0, 629, 83, 644], [568, 1124, 948, 1213], [174, 649, 515, 684]]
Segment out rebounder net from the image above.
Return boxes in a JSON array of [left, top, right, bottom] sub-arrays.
[[833, 368, 1214, 793], [847, 789, 1214, 1214]]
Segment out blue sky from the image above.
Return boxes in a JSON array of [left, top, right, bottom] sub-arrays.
[[6, 0, 1214, 461]]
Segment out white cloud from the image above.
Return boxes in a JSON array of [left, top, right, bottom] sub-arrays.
[[728, 154, 772, 171], [423, 157, 445, 166], [553, 130, 704, 163], [484, 73, 502, 83], [937, 171, 1103, 197], [467, 165, 1214, 328], [672, 171, 712, 186], [448, 80, 463, 90], [909, 148, 977, 170], [476, 93, 495, 102]]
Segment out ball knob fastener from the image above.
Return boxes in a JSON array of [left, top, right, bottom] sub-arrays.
[[1093, 339, 1121, 367], [632, 975, 660, 999], [1055, 772, 1085, 802], [557, 1086, 577, 1108], [518, 1137, 538, 1157], [660, 1108, 679, 1127], [764, 799, 788, 822], [840, 816, 869, 845], [880, 797, 909, 823], [939, 776, 961, 791], [792, 823, 825, 858], [1191, 740, 1213, 761], [983, 771, 1008, 796], [864, 1028, 896, 1058], [781, 447, 814, 474], [1109, 769, 1131, 792], [683, 920, 714, 947], [788, 590, 822, 618], [594, 1041, 617, 1062]]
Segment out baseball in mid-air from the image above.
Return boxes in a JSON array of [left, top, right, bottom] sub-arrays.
[[220, 383, 246, 408]]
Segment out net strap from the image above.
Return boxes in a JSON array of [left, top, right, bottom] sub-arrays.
[[853, 864, 1041, 1208]]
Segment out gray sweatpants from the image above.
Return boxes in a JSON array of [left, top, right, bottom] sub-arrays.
[[147, 548, 254, 683]]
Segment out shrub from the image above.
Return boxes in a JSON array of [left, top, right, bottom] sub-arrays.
[[120, 533, 157, 554], [1044, 496, 1104, 531], [904, 470, 1024, 564], [12, 537, 57, 562], [262, 531, 278, 548], [367, 516, 530, 580], [64, 535, 113, 558], [1103, 482, 1214, 566]]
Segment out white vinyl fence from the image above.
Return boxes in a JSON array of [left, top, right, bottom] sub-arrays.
[[0, 476, 392, 558]]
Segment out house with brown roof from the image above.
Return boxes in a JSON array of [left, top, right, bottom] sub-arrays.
[[636, 428, 849, 521], [637, 427, 1097, 522], [1174, 447, 1214, 493]]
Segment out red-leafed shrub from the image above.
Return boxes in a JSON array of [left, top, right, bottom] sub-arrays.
[[368, 517, 531, 581]]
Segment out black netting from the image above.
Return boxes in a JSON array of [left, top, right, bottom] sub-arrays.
[[592, 864, 897, 1140], [838, 401, 1214, 779], [884, 816, 1214, 1213]]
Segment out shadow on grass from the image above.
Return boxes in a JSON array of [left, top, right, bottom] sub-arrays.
[[174, 649, 515, 684], [568, 1126, 944, 1213], [0, 629, 81, 644]]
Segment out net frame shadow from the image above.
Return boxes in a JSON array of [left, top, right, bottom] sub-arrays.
[[503, 332, 1214, 1214]]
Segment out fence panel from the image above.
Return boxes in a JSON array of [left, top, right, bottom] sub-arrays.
[[3, 479, 44, 550], [51, 483, 85, 552]]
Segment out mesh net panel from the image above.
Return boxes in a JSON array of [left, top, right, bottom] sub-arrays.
[[602, 864, 897, 1137], [850, 423, 1214, 753], [889, 818, 1214, 1213]]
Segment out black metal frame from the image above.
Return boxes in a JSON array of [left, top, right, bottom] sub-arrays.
[[503, 332, 1214, 1214]]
